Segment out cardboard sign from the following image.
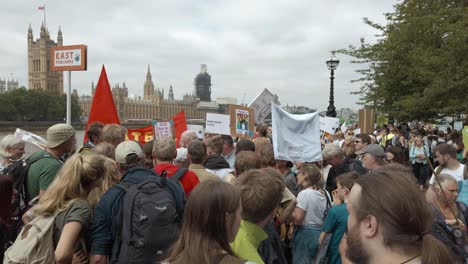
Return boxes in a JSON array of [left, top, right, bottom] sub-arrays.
[[358, 109, 375, 133], [229, 104, 255, 138], [320, 116, 340, 135], [249, 88, 276, 124], [206, 113, 231, 136], [51, 45, 87, 71]]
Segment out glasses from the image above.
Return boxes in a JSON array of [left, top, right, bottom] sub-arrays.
[[355, 140, 362, 143]]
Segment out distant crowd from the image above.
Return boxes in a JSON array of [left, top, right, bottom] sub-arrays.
[[0, 121, 467, 264]]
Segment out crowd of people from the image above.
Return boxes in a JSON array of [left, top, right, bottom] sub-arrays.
[[0, 121, 467, 264]]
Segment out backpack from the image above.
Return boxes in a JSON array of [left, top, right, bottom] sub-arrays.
[[3, 214, 56, 264], [4, 153, 60, 216], [111, 167, 187, 264]]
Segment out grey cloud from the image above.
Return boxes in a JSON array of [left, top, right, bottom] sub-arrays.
[[0, 0, 396, 110]]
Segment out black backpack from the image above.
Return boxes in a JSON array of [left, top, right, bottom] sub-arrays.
[[3, 153, 59, 216], [111, 167, 187, 264]]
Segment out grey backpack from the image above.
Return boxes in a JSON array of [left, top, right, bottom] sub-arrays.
[[111, 167, 186, 264]]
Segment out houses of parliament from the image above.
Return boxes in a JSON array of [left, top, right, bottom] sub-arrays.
[[27, 24, 220, 121]]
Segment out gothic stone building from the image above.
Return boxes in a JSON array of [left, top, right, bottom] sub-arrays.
[[27, 24, 64, 93], [79, 65, 219, 121]]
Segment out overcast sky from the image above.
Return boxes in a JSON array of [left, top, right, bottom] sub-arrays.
[[1, 0, 396, 111]]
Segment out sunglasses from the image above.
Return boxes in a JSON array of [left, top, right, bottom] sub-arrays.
[[355, 140, 362, 143]]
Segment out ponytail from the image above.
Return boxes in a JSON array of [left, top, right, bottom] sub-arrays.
[[421, 233, 459, 264]]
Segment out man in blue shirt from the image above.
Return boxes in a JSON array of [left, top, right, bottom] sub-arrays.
[[319, 172, 360, 264]]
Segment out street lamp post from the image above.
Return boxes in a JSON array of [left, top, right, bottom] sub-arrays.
[[326, 52, 340, 117]]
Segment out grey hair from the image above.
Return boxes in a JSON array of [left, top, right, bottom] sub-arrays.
[[180, 130, 198, 148], [152, 137, 177, 162], [432, 173, 457, 189], [322, 143, 344, 160], [0, 135, 24, 159]]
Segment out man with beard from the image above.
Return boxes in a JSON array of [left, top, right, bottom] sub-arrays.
[[342, 166, 456, 264], [426, 143, 466, 202]]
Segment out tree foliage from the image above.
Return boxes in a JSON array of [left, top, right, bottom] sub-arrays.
[[339, 0, 467, 122], [0, 87, 81, 121]]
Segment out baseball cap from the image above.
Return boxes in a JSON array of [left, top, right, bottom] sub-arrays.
[[355, 144, 386, 158], [115, 141, 144, 164], [46, 124, 75, 148]]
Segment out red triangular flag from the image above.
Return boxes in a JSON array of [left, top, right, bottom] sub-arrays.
[[172, 111, 187, 148], [84, 65, 120, 143]]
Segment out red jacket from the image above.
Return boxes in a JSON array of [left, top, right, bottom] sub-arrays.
[[154, 163, 199, 197]]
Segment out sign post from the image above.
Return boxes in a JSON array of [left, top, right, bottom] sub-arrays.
[[51, 44, 87, 125]]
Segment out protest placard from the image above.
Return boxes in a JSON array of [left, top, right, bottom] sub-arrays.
[[187, 124, 205, 139], [249, 88, 276, 124], [14, 128, 47, 149], [320, 116, 340, 134], [206, 113, 231, 136], [229, 105, 255, 138]]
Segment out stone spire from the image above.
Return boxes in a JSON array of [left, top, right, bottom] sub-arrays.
[[143, 64, 155, 99], [57, 26, 63, 45], [168, 85, 174, 101]]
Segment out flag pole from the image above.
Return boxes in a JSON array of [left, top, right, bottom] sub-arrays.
[[44, 4, 46, 28]]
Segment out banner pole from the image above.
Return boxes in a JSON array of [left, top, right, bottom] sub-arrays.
[[67, 71, 71, 125]]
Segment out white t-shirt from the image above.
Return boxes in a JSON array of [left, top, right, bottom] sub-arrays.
[[429, 163, 466, 184], [296, 189, 327, 227]]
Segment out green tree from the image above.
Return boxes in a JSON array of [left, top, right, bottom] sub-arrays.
[[339, 0, 467, 122], [0, 88, 81, 121]]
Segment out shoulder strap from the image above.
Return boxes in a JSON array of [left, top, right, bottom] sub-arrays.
[[464, 165, 468, 180], [171, 167, 188, 182]]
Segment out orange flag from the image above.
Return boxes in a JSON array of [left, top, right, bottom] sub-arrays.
[[84, 65, 120, 143], [172, 111, 187, 148]]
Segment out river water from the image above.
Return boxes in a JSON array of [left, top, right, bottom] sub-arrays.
[[0, 129, 86, 157]]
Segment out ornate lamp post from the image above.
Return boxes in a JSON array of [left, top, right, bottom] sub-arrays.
[[326, 52, 340, 117]]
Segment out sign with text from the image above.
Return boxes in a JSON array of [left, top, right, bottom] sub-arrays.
[[206, 113, 231, 136], [249, 88, 276, 124], [152, 121, 174, 138], [51, 44, 87, 71]]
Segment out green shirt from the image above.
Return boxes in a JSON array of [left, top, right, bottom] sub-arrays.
[[321, 203, 348, 264], [230, 220, 268, 264], [53, 199, 92, 248], [27, 150, 62, 199]]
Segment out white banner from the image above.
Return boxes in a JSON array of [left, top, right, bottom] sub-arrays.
[[14, 128, 47, 149], [187, 124, 205, 139], [249, 88, 276, 124], [320, 116, 340, 134], [205, 113, 231, 135], [271, 103, 322, 162]]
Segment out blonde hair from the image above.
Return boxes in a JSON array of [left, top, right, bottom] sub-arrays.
[[34, 154, 106, 215], [0, 135, 24, 159], [87, 157, 121, 208]]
